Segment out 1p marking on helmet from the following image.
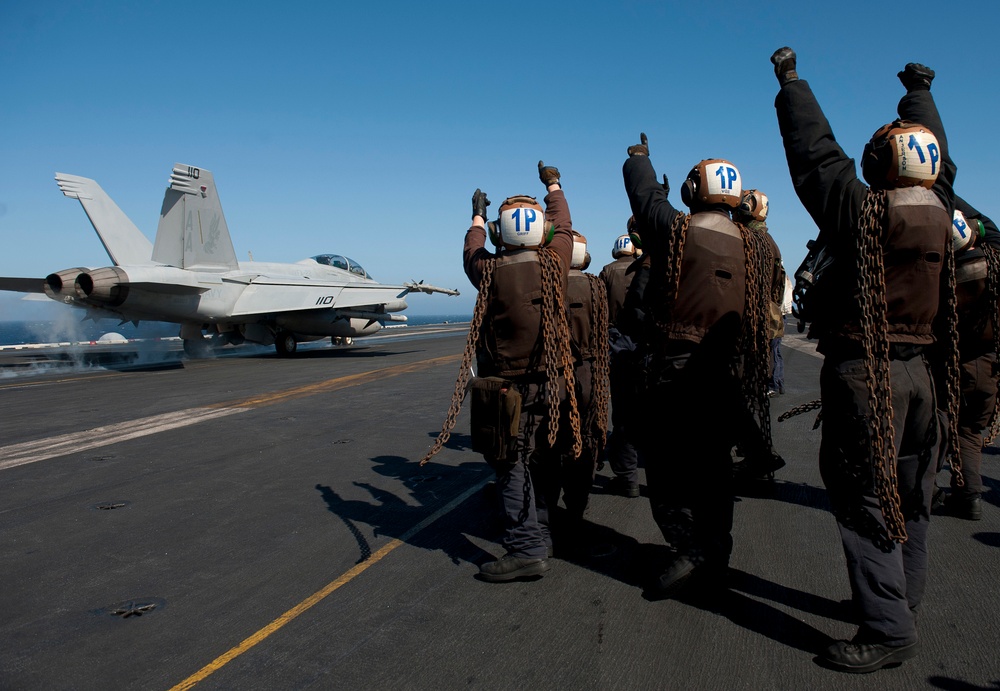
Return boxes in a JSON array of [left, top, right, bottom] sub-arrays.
[[488, 196, 553, 249], [612, 234, 636, 258], [680, 159, 743, 209], [862, 120, 940, 190]]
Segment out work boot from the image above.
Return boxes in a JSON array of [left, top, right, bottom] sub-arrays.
[[734, 452, 785, 482], [931, 486, 948, 511], [654, 555, 697, 598], [818, 639, 920, 673], [478, 554, 550, 582], [941, 494, 983, 521], [607, 475, 640, 498]]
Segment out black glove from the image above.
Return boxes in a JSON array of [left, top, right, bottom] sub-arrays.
[[472, 188, 490, 220], [627, 132, 649, 157], [538, 160, 561, 187], [770, 47, 798, 86], [661, 174, 670, 198], [898, 63, 935, 92]]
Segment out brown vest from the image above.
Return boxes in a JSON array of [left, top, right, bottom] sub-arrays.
[[599, 256, 633, 326], [823, 187, 949, 345], [660, 210, 746, 344], [567, 270, 600, 362], [478, 250, 545, 377], [956, 253, 992, 354]]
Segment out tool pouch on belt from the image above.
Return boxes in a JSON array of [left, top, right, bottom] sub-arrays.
[[469, 376, 522, 464], [768, 300, 784, 339]]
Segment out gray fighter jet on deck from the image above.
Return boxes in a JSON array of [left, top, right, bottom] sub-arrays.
[[0, 163, 459, 356]]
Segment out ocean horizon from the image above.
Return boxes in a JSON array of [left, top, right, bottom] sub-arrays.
[[0, 314, 472, 346]]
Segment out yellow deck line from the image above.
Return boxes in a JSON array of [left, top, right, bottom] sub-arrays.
[[169, 475, 490, 690]]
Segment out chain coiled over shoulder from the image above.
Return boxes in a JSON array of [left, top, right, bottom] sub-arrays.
[[419, 259, 494, 465], [587, 274, 610, 449], [983, 245, 1000, 444], [857, 189, 906, 542], [737, 223, 774, 451], [941, 238, 963, 486], [540, 248, 582, 457], [650, 213, 691, 336]]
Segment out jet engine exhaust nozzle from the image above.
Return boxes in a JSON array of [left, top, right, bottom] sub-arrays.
[[74, 267, 129, 306], [44, 268, 90, 301]]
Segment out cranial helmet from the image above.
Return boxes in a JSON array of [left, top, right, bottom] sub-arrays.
[[737, 189, 769, 223], [626, 216, 643, 250], [612, 234, 636, 258], [861, 120, 940, 190], [680, 159, 743, 209], [571, 232, 590, 270], [488, 196, 553, 249], [952, 210, 978, 253]]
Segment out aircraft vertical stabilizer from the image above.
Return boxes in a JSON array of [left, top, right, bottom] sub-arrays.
[[55, 173, 155, 266], [153, 163, 239, 271]]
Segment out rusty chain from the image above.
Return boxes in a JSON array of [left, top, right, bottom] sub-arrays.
[[541, 248, 583, 457], [650, 213, 691, 339], [856, 189, 907, 542], [941, 239, 963, 486], [983, 245, 1000, 445], [737, 223, 775, 454], [587, 274, 610, 454], [420, 258, 494, 465]]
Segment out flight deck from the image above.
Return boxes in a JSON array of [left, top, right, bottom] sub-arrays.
[[0, 325, 997, 689]]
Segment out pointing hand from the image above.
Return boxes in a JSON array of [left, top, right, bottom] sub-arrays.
[[627, 133, 649, 157], [538, 161, 561, 187]]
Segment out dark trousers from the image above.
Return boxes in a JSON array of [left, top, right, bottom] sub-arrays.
[[954, 353, 998, 498], [532, 361, 596, 540], [637, 349, 740, 568], [491, 379, 552, 560], [608, 345, 640, 483], [818, 353, 939, 646], [769, 336, 784, 392]]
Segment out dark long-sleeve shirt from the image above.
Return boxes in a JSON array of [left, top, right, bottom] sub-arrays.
[[775, 79, 955, 347]]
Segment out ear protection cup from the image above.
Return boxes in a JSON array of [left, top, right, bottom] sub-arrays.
[[629, 231, 643, 250], [680, 177, 697, 208], [488, 221, 501, 247], [861, 126, 894, 189], [543, 222, 555, 246], [737, 189, 769, 222]]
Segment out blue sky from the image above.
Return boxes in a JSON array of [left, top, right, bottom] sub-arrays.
[[1, 0, 998, 320]]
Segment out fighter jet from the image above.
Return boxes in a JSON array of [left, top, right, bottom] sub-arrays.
[[0, 163, 459, 356]]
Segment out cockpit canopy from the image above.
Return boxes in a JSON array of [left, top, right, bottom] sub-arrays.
[[311, 254, 369, 278]]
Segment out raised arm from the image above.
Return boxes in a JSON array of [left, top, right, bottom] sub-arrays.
[[622, 133, 683, 257], [895, 63, 957, 213], [463, 188, 494, 288], [771, 47, 867, 238], [538, 161, 574, 281]]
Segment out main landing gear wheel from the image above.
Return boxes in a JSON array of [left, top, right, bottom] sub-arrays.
[[275, 331, 297, 356]]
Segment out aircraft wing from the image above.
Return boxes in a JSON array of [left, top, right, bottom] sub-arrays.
[[229, 277, 414, 317], [0, 277, 45, 294]]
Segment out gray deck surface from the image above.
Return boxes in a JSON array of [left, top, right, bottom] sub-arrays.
[[0, 325, 997, 690]]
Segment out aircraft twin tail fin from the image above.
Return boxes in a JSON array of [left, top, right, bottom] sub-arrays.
[[153, 163, 239, 271], [55, 173, 155, 266]]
